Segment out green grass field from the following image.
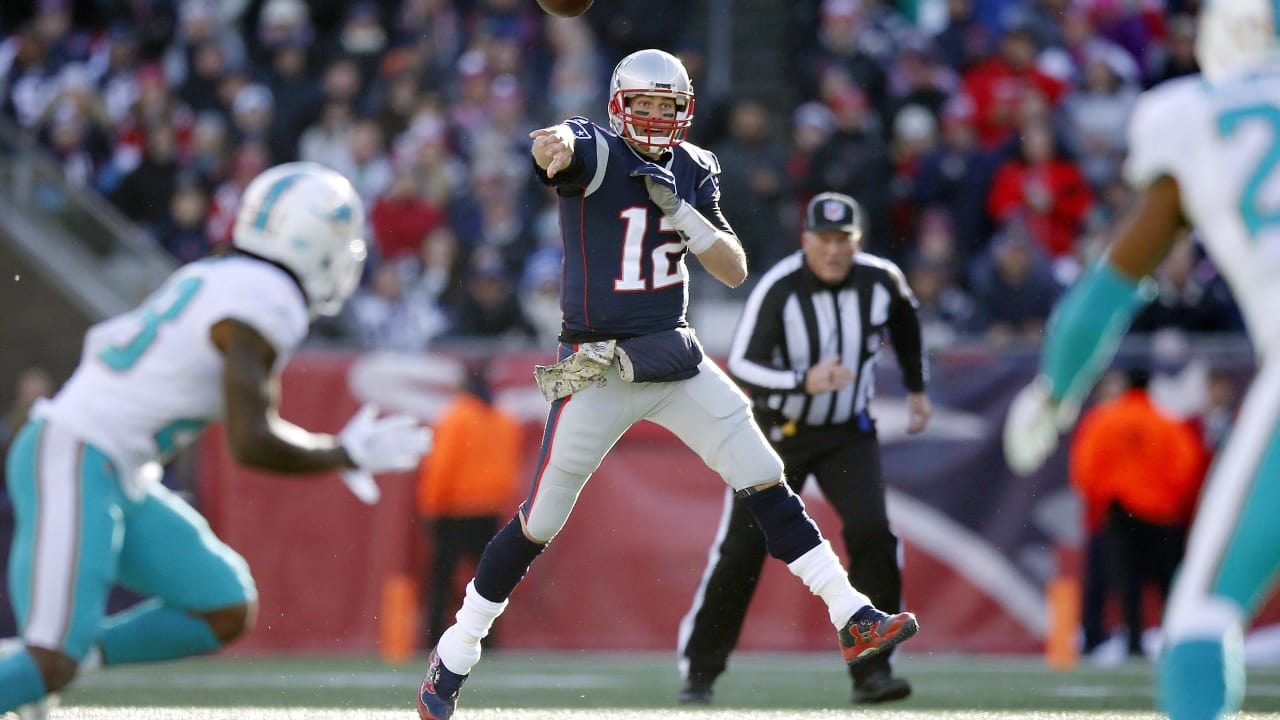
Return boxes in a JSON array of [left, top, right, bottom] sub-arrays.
[[30, 651, 1280, 719]]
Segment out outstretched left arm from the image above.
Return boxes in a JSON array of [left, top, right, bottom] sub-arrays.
[[1004, 175, 1185, 475], [1040, 175, 1184, 408]]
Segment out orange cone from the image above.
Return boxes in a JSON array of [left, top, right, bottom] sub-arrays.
[[380, 573, 418, 664], [1046, 575, 1080, 670]]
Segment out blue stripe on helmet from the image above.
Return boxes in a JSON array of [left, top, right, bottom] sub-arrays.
[[253, 174, 302, 231]]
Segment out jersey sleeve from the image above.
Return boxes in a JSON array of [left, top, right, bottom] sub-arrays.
[[533, 116, 601, 189], [1123, 78, 1201, 190], [881, 260, 927, 393], [727, 257, 805, 391], [214, 263, 310, 357], [691, 146, 723, 207]]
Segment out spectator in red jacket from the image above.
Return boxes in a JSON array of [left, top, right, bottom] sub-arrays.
[[988, 118, 1093, 261], [371, 169, 446, 263], [962, 23, 1066, 149]]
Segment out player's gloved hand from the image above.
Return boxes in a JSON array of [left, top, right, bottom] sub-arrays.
[[339, 403, 433, 475], [1002, 378, 1076, 476], [630, 162, 682, 216], [340, 469, 381, 505]]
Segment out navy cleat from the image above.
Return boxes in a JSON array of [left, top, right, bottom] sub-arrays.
[[417, 649, 468, 720], [838, 607, 918, 666]]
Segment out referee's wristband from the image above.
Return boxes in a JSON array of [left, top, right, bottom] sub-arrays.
[[794, 369, 806, 389]]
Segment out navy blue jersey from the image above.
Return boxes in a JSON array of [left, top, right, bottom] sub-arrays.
[[535, 116, 731, 342]]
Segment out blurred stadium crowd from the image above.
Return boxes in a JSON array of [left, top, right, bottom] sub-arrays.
[[0, 0, 1242, 352]]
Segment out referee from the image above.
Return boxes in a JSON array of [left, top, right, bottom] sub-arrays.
[[677, 191, 931, 705]]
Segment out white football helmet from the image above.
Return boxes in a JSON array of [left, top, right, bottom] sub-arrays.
[[233, 162, 367, 317], [607, 48, 695, 152], [1196, 0, 1280, 83]]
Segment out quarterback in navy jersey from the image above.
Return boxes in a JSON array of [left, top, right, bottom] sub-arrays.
[[416, 49, 918, 720], [532, 112, 733, 340]]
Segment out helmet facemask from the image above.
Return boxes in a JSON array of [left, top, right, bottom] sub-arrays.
[[609, 90, 694, 152], [307, 237, 368, 317]]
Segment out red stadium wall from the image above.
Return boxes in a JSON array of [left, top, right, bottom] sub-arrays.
[[197, 348, 1268, 657]]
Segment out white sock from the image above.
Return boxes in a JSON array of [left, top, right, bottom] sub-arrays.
[[436, 626, 482, 676], [455, 581, 509, 641], [436, 581, 510, 675], [80, 645, 102, 673], [787, 540, 871, 628]]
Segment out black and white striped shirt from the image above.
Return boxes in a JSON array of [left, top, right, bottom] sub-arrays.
[[728, 251, 927, 429]]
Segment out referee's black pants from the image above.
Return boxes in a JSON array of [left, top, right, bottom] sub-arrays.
[[422, 514, 501, 649], [679, 424, 901, 688]]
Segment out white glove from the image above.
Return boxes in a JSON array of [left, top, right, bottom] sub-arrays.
[[1002, 379, 1078, 476], [340, 469, 382, 505], [339, 403, 433, 475]]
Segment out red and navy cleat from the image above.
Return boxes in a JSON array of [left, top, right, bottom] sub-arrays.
[[417, 649, 468, 720], [838, 607, 919, 666]]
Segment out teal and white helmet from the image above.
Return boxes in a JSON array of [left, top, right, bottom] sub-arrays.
[[232, 162, 367, 317], [1196, 0, 1280, 83]]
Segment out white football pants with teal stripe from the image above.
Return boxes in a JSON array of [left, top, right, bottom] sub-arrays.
[[1, 418, 256, 710], [1158, 358, 1280, 720]]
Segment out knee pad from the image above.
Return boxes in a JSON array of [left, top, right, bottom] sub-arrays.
[[523, 484, 576, 542], [718, 415, 784, 491]]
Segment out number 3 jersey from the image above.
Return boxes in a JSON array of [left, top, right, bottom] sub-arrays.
[[1126, 75, 1280, 359], [536, 116, 733, 342], [37, 256, 310, 499]]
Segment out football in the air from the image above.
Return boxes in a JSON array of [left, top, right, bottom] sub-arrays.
[[537, 0, 594, 17]]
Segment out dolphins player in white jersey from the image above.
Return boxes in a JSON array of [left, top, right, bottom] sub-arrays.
[[0, 162, 431, 715], [1004, 3, 1280, 718]]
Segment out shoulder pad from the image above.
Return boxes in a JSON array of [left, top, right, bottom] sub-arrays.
[[678, 141, 721, 176]]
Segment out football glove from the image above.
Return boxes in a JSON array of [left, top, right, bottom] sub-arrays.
[[1002, 378, 1079, 476], [631, 162, 722, 254], [339, 403, 433, 475], [630, 162, 682, 216], [340, 469, 382, 505]]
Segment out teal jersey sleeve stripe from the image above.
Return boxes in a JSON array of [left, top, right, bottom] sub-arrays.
[[1040, 261, 1156, 405], [254, 174, 302, 231]]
